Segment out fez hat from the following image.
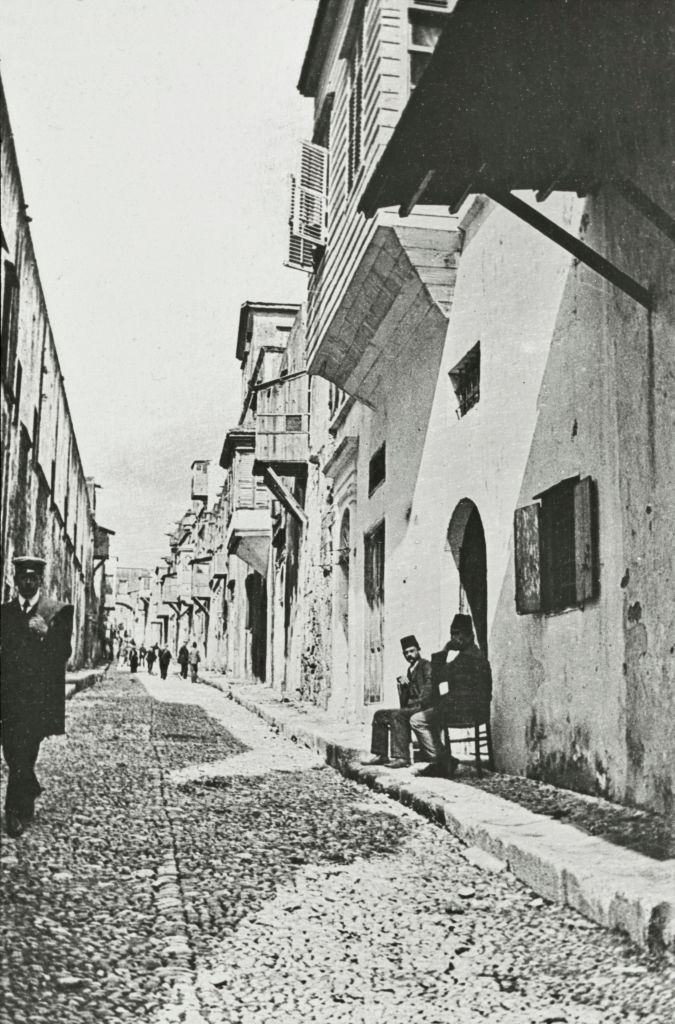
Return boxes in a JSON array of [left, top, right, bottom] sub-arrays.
[[13, 555, 46, 573], [451, 613, 473, 633], [400, 634, 420, 650]]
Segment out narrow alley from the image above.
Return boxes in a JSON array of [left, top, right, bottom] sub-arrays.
[[1, 670, 673, 1024]]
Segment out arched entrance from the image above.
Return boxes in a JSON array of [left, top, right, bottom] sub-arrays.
[[447, 499, 488, 654]]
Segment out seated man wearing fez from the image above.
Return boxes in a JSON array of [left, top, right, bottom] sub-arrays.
[[361, 635, 435, 769], [0, 556, 74, 838], [411, 613, 492, 779]]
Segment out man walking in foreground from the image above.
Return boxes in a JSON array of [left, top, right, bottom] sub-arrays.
[[361, 635, 435, 769], [0, 556, 73, 838], [411, 614, 492, 779]]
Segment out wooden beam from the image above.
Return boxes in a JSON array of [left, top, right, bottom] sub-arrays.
[[193, 597, 210, 617], [615, 179, 675, 245], [487, 191, 652, 310], [263, 467, 308, 526]]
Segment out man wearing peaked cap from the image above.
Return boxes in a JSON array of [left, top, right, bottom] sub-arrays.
[[0, 555, 73, 838], [360, 634, 436, 770]]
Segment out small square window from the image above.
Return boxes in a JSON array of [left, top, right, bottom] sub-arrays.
[[449, 342, 480, 417], [368, 444, 386, 496], [286, 414, 303, 433]]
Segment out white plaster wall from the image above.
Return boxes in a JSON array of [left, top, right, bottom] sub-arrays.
[[361, 175, 673, 812]]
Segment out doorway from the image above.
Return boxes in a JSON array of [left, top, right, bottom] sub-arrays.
[[364, 520, 385, 703], [448, 500, 488, 654]]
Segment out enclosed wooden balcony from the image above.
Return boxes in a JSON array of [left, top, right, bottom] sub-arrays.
[[306, 215, 461, 405], [210, 551, 228, 581], [254, 372, 309, 476], [191, 557, 211, 600], [162, 575, 178, 604]]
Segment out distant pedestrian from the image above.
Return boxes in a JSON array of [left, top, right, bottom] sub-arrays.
[[129, 642, 139, 673], [188, 642, 201, 684], [0, 556, 74, 838], [177, 643, 189, 679], [158, 644, 172, 680], [139, 644, 147, 666], [146, 645, 157, 674]]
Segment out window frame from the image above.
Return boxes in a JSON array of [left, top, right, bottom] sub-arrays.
[[514, 475, 599, 616], [368, 443, 386, 497]]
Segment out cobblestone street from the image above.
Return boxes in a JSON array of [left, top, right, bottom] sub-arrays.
[[1, 669, 674, 1024]]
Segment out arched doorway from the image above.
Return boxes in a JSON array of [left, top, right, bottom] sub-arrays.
[[447, 500, 488, 654]]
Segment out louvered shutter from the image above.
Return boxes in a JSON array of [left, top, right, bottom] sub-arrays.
[[514, 503, 542, 614], [285, 175, 315, 273], [574, 476, 599, 604], [297, 141, 328, 245]]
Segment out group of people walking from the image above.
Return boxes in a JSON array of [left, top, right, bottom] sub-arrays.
[[113, 634, 201, 682]]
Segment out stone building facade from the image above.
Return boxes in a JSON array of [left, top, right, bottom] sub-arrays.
[[148, 2, 673, 816], [1, 76, 107, 667]]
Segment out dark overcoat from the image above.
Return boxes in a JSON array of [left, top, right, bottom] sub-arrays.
[[0, 596, 74, 739]]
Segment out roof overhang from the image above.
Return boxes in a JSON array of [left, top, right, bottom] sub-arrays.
[[219, 428, 255, 470], [236, 301, 301, 363], [360, 0, 674, 216], [298, 0, 341, 98], [226, 509, 271, 576]]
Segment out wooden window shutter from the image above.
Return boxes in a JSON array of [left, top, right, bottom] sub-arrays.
[[285, 175, 315, 273], [297, 141, 328, 246], [574, 476, 599, 604], [514, 503, 542, 614]]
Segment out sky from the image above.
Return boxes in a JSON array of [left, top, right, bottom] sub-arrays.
[[0, 0, 315, 568]]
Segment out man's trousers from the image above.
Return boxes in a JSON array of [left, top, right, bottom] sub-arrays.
[[370, 707, 417, 762], [410, 698, 453, 763], [2, 726, 43, 817]]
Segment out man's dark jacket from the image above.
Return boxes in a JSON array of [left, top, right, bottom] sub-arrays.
[[0, 596, 74, 738], [431, 644, 492, 722], [398, 657, 435, 712]]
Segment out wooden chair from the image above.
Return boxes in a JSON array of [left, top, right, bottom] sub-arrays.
[[436, 679, 495, 776], [441, 717, 495, 776]]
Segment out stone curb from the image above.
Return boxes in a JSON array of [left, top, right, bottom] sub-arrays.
[[65, 667, 106, 701], [200, 673, 674, 952]]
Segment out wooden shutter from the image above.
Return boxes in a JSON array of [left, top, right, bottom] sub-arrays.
[[285, 176, 315, 273], [297, 141, 329, 245], [574, 476, 599, 604], [514, 503, 542, 614]]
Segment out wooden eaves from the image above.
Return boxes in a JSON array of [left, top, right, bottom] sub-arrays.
[[359, 0, 675, 312]]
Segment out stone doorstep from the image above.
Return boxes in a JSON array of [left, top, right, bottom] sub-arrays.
[[200, 673, 675, 953], [65, 669, 105, 701]]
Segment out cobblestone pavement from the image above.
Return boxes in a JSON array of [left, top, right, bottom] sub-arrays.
[[1, 669, 673, 1024]]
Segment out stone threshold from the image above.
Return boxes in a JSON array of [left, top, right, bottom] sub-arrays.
[[199, 672, 674, 953], [65, 667, 106, 701]]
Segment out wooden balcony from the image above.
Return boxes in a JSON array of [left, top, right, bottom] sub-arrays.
[[210, 551, 228, 580], [162, 576, 178, 604], [306, 214, 461, 405], [191, 558, 211, 600], [254, 373, 309, 475]]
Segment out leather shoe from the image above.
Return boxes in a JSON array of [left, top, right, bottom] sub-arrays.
[[415, 763, 447, 779], [360, 754, 388, 766], [5, 813, 25, 838], [445, 756, 460, 778], [387, 758, 411, 769]]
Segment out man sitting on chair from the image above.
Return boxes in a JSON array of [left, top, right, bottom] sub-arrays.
[[411, 614, 492, 779], [361, 635, 435, 769]]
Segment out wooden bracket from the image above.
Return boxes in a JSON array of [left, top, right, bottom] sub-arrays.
[[487, 190, 652, 310]]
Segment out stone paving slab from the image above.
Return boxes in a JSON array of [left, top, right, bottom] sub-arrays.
[[200, 672, 675, 952], [65, 667, 106, 700]]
